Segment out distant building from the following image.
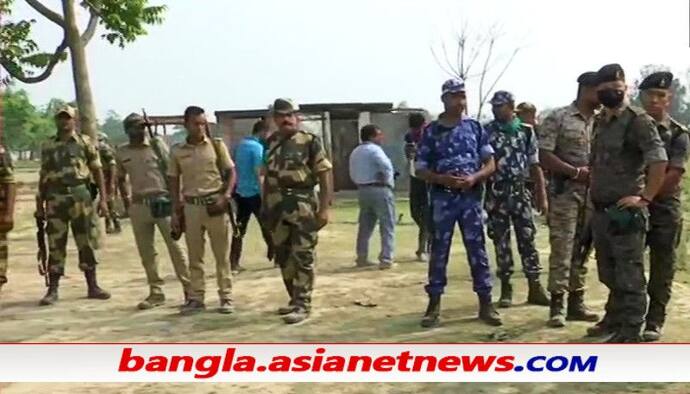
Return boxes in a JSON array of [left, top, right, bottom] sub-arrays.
[[215, 102, 429, 191]]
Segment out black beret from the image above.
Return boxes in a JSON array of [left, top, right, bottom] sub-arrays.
[[639, 71, 673, 90], [596, 63, 625, 85], [577, 71, 598, 87]]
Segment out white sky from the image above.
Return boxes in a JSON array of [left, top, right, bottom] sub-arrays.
[[7, 0, 690, 120]]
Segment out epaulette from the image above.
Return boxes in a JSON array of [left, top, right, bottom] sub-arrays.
[[669, 117, 689, 133], [627, 105, 647, 117]]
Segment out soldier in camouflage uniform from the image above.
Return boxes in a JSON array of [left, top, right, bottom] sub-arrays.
[[98, 133, 121, 234], [588, 64, 668, 343], [415, 79, 501, 328], [484, 91, 550, 309], [538, 72, 600, 328], [637, 71, 690, 342], [0, 142, 16, 300], [36, 105, 111, 305], [263, 98, 333, 324]]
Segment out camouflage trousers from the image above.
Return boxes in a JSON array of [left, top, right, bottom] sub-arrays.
[[591, 207, 648, 336], [46, 187, 99, 275], [647, 195, 683, 328], [485, 183, 541, 281], [269, 194, 318, 312], [0, 231, 7, 287], [546, 183, 589, 294], [409, 176, 431, 255], [425, 189, 492, 297]]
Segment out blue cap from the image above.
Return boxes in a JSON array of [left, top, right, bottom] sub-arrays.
[[490, 90, 515, 106], [441, 78, 466, 95]]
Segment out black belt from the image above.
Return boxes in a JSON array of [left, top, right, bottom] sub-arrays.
[[132, 193, 169, 205], [49, 182, 90, 194], [279, 187, 314, 196], [184, 191, 222, 205]]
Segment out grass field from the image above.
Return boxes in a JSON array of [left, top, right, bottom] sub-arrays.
[[1, 163, 689, 393]]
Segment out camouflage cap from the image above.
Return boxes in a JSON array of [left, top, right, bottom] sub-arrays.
[[441, 78, 466, 95], [639, 71, 673, 91], [516, 102, 536, 113], [272, 98, 300, 115], [490, 90, 515, 106], [596, 63, 625, 85], [123, 113, 148, 129], [54, 105, 77, 118], [577, 71, 599, 87]]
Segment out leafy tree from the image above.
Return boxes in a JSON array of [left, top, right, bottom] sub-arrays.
[[0, 0, 166, 139], [100, 110, 126, 145], [2, 85, 53, 155]]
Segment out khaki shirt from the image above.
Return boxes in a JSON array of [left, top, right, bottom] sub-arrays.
[[537, 102, 593, 167], [590, 105, 667, 205], [168, 136, 234, 197], [39, 131, 101, 194], [116, 138, 169, 198]]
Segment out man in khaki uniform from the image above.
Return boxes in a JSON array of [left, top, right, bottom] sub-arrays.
[[538, 72, 601, 327], [116, 113, 191, 310], [169, 106, 236, 315]]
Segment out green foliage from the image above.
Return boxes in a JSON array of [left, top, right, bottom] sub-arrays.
[[88, 0, 166, 48], [100, 110, 127, 145], [2, 86, 53, 153], [0, 0, 166, 82]]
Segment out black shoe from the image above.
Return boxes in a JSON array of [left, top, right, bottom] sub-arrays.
[[478, 295, 502, 326], [586, 316, 618, 337], [39, 274, 61, 306], [566, 290, 599, 322], [547, 293, 566, 328], [604, 331, 642, 343], [420, 295, 441, 328], [180, 299, 206, 315], [355, 260, 377, 268], [85, 270, 111, 300], [642, 324, 662, 342], [498, 280, 512, 308], [526, 278, 550, 306], [277, 303, 297, 315], [113, 219, 122, 234]]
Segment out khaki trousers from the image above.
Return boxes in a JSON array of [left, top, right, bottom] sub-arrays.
[[129, 203, 191, 296], [184, 203, 232, 302]]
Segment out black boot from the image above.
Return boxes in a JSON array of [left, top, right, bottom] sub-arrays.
[[527, 278, 550, 306], [547, 293, 565, 327], [498, 280, 512, 308], [112, 217, 122, 234], [39, 273, 61, 306], [478, 294, 502, 326], [586, 314, 618, 337], [420, 294, 441, 328], [105, 218, 114, 234], [85, 269, 111, 300], [566, 290, 599, 321]]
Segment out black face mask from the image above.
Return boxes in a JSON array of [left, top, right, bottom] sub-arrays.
[[597, 89, 625, 109]]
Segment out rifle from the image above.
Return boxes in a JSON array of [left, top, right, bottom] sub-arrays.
[[36, 213, 49, 287], [206, 124, 240, 238], [571, 188, 593, 268]]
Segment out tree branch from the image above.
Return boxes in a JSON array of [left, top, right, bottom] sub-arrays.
[[430, 45, 459, 79], [81, 11, 99, 45], [24, 0, 65, 28], [0, 38, 67, 83], [482, 48, 520, 102], [476, 37, 496, 117]]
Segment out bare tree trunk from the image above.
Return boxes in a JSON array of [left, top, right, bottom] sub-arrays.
[[62, 0, 98, 140]]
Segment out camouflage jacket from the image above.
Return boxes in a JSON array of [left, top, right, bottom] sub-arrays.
[[98, 140, 117, 173], [0, 145, 14, 185], [263, 130, 332, 216], [657, 115, 689, 198], [485, 118, 539, 185], [39, 132, 101, 198]]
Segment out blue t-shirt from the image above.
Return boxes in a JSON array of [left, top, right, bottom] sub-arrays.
[[234, 136, 264, 198]]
